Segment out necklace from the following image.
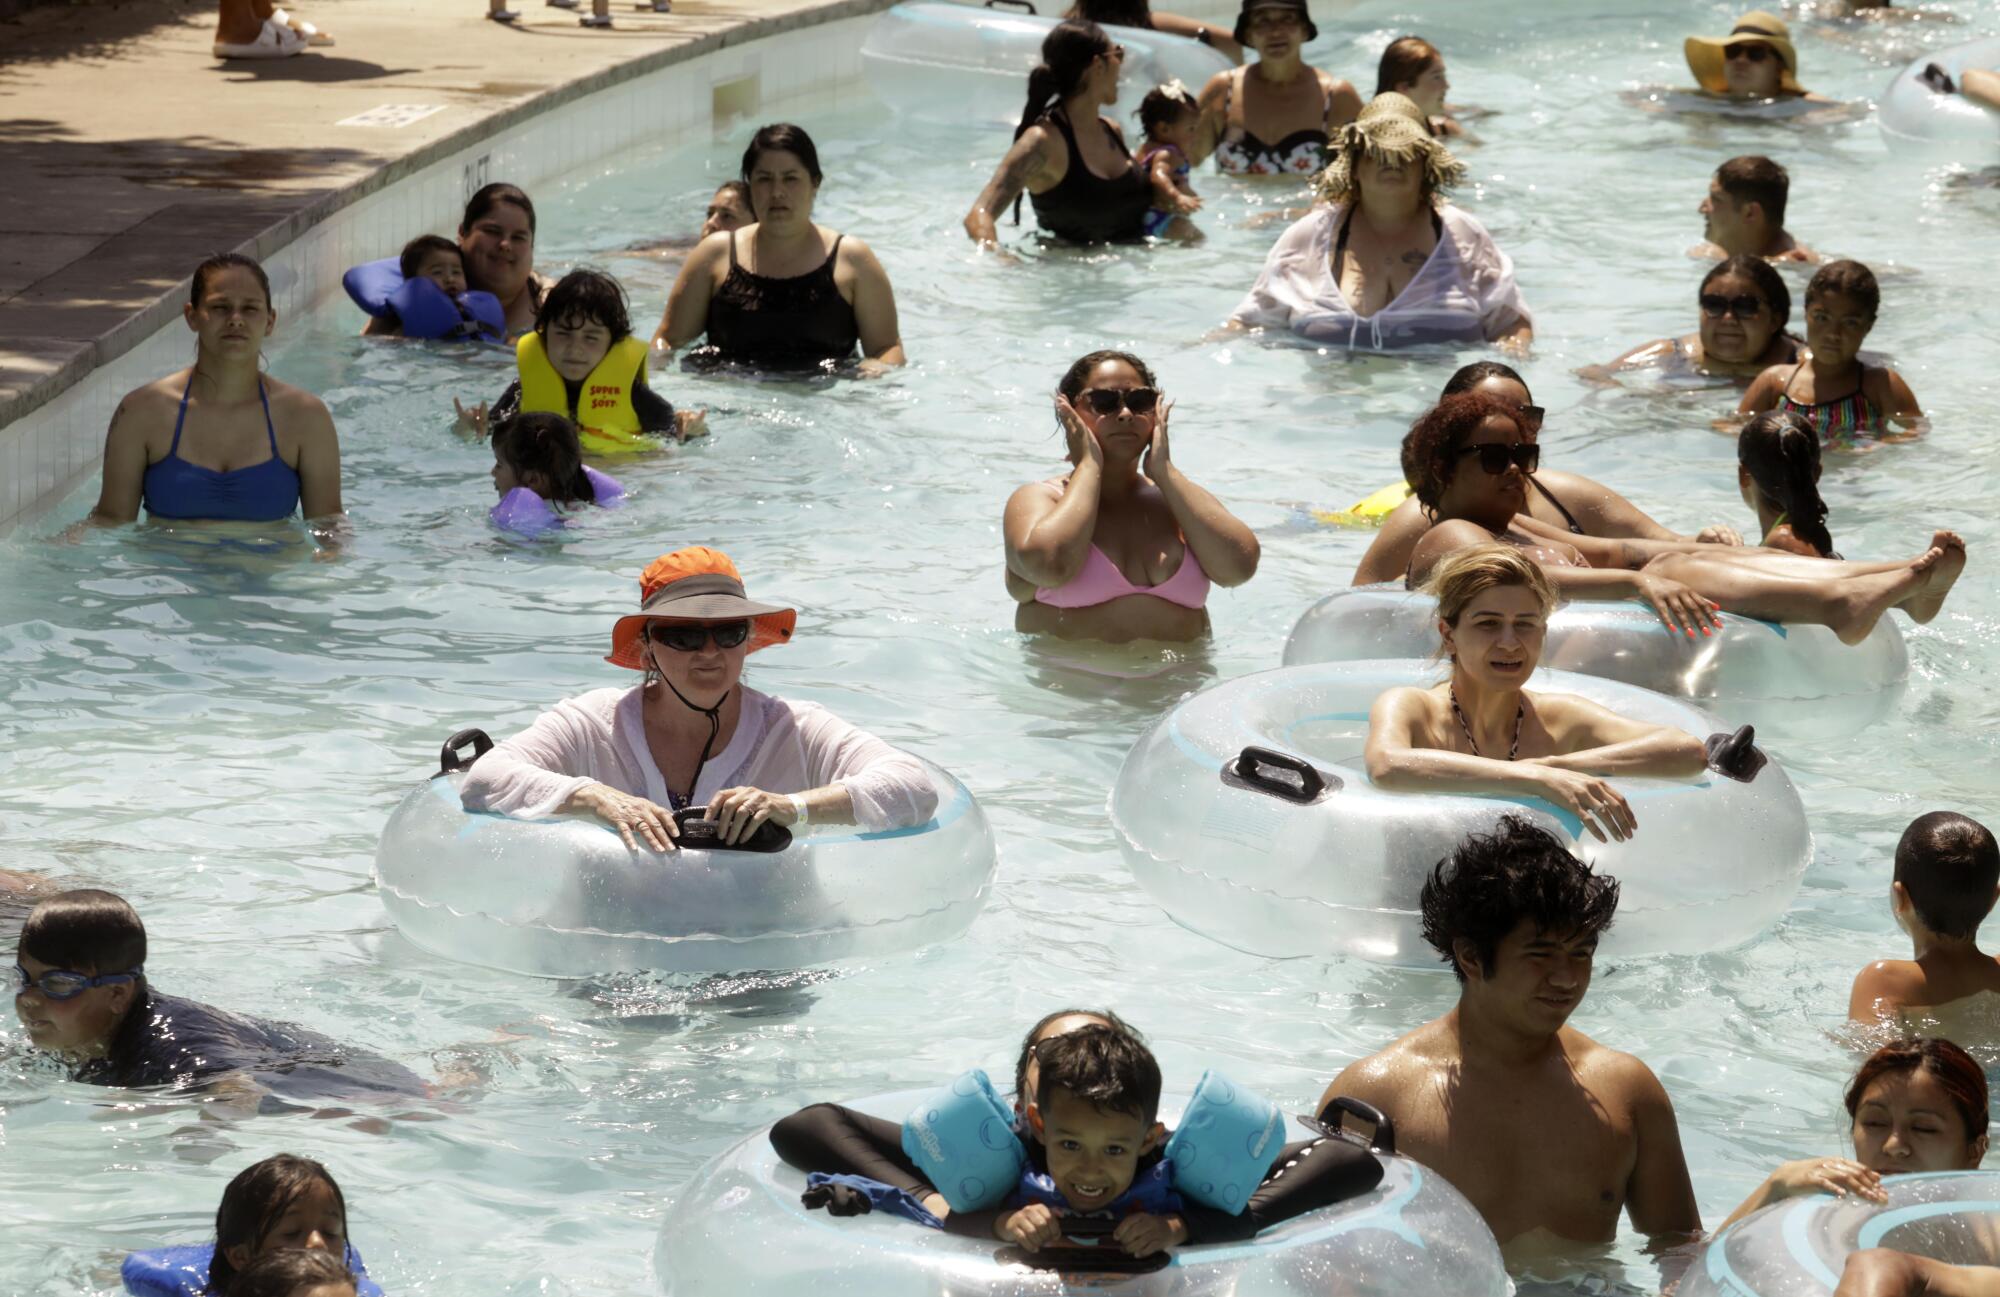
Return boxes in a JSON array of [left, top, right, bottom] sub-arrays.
[[1450, 686, 1523, 761]]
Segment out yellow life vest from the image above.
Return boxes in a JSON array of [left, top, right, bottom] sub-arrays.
[[515, 333, 657, 455]]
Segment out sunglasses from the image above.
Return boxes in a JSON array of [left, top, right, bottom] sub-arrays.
[[648, 620, 752, 653], [10, 963, 140, 1002], [1514, 404, 1546, 434], [1699, 293, 1765, 319], [1079, 387, 1160, 415], [1457, 443, 1540, 475], [1723, 43, 1770, 62]]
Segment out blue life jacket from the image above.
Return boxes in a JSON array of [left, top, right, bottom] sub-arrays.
[[1011, 1156, 1183, 1218], [343, 258, 504, 341], [122, 1241, 383, 1297]]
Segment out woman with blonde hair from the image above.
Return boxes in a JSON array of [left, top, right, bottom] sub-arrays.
[[1362, 543, 1710, 843], [1228, 93, 1530, 350]]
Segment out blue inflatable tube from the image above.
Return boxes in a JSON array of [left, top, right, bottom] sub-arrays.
[[123, 1241, 381, 1297], [343, 258, 504, 341], [655, 1089, 1512, 1296]]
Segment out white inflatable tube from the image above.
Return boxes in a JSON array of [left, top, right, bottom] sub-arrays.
[[1283, 586, 1908, 743], [374, 759, 996, 978], [1109, 660, 1811, 966], [862, 2, 1232, 128], [1879, 37, 2000, 153], [1680, 1170, 2000, 1297], [653, 1089, 1512, 1296]]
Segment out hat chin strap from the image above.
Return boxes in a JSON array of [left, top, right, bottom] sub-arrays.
[[659, 674, 730, 810]]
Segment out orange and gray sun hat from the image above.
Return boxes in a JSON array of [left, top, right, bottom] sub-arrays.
[[606, 547, 797, 670]]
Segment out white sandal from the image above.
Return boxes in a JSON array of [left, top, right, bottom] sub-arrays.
[[270, 8, 336, 47], [213, 16, 309, 59]]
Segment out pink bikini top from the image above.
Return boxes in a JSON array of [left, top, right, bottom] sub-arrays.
[[1034, 543, 1212, 610]]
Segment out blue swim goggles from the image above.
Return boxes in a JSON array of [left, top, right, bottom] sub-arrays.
[[9, 963, 142, 1001]]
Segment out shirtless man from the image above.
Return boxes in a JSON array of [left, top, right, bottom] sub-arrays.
[[1693, 156, 1817, 263], [1848, 812, 2000, 1030], [1317, 817, 1701, 1255]]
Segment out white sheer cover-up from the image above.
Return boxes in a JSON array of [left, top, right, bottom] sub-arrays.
[[1230, 203, 1532, 351], [460, 685, 940, 831]]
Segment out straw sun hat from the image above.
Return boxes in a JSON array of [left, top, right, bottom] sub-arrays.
[[1684, 11, 1803, 96], [1313, 92, 1467, 208]]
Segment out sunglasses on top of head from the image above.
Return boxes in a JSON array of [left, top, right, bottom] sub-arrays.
[[1457, 443, 1540, 475], [1078, 387, 1160, 416], [648, 620, 752, 653]]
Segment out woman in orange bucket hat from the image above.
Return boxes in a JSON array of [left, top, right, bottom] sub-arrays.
[[461, 546, 938, 851]]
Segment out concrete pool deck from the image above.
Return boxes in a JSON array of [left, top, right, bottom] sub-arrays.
[[0, 0, 883, 430]]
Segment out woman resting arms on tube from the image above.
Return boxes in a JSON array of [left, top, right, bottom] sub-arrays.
[[1004, 350, 1259, 642], [460, 547, 937, 851], [1365, 544, 1709, 843], [1398, 391, 1966, 643]]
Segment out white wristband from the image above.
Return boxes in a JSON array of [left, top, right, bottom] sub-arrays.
[[789, 794, 809, 826]]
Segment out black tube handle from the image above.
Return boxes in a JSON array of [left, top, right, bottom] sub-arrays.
[[1317, 1095, 1396, 1156], [1228, 746, 1328, 804], [1704, 724, 1766, 783], [671, 806, 793, 854], [984, 0, 1038, 11], [438, 728, 493, 774]]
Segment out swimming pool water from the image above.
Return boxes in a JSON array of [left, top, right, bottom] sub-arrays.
[[4, 0, 2000, 1291]]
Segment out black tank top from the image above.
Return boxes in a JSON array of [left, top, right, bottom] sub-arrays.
[[1028, 110, 1152, 245], [699, 230, 861, 371]]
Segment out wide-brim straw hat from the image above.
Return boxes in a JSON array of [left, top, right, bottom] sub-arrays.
[[1313, 92, 1467, 209], [606, 546, 796, 670], [1684, 11, 1803, 95], [1232, 0, 1316, 48]]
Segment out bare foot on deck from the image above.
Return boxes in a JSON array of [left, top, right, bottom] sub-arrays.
[[1899, 530, 1967, 624]]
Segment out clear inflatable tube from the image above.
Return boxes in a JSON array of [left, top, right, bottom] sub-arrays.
[[861, 2, 1232, 129], [1283, 586, 1908, 743], [653, 1089, 1512, 1296], [374, 759, 996, 978], [1878, 37, 2000, 152], [1680, 1170, 2000, 1296], [1109, 660, 1811, 966]]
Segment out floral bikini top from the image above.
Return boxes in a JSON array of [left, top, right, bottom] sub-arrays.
[[1213, 66, 1335, 176]]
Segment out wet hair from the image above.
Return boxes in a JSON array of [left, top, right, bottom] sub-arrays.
[[1139, 82, 1199, 135], [1737, 411, 1832, 557], [491, 413, 594, 506], [1702, 255, 1792, 333], [1714, 155, 1789, 230], [711, 179, 754, 218], [1018, 20, 1115, 142], [1068, 0, 1153, 27], [209, 1156, 351, 1293], [190, 253, 273, 312], [19, 889, 146, 978], [1057, 349, 1157, 402], [1375, 35, 1441, 96], [1894, 812, 2000, 940], [226, 1247, 357, 1297], [1400, 390, 1522, 514], [398, 234, 463, 282], [534, 268, 632, 342], [1440, 361, 1528, 401], [459, 183, 537, 239], [1806, 259, 1881, 320], [1031, 1022, 1162, 1124], [1420, 816, 1621, 983], [1011, 1008, 1138, 1101], [1846, 1038, 1990, 1146], [741, 123, 823, 187], [1423, 542, 1556, 633]]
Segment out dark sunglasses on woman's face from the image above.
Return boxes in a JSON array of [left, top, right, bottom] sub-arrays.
[[649, 620, 752, 652], [1700, 293, 1764, 319], [1079, 387, 1160, 415], [1515, 404, 1546, 433], [1457, 442, 1540, 475], [1724, 43, 1770, 62]]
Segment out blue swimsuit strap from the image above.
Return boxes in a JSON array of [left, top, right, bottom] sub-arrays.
[[167, 373, 280, 464]]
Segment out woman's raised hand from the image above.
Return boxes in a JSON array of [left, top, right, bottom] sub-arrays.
[[570, 782, 679, 852], [1765, 1158, 1887, 1206], [1528, 767, 1636, 842], [1143, 398, 1175, 480], [1055, 394, 1103, 470]]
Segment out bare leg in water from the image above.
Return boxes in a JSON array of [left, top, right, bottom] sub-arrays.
[[1645, 531, 1967, 645]]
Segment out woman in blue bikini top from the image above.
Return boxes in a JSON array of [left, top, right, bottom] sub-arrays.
[[89, 254, 344, 533]]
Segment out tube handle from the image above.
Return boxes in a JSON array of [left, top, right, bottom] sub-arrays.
[[438, 728, 494, 775], [1228, 746, 1328, 804], [983, 0, 1038, 11], [1704, 724, 1766, 782], [1317, 1095, 1396, 1156]]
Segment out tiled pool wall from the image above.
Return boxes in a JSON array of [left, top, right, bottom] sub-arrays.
[[0, 6, 880, 533]]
